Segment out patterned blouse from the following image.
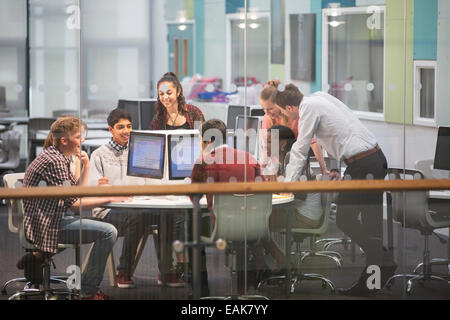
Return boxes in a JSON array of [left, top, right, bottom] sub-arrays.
[[149, 103, 205, 130], [23, 146, 78, 253]]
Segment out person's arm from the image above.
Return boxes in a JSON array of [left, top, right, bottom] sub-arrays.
[[77, 150, 90, 187], [70, 195, 130, 212], [284, 104, 319, 182], [310, 141, 328, 175], [88, 150, 105, 186]]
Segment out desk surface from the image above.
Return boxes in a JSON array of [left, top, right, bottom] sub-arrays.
[[429, 190, 450, 200], [105, 194, 294, 209]]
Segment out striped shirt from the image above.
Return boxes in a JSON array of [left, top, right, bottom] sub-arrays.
[[23, 146, 78, 253]]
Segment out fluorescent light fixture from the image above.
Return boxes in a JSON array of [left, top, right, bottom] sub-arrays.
[[328, 20, 345, 27], [178, 24, 187, 31]]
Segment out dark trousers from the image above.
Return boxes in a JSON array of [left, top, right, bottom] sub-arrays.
[[336, 149, 390, 267], [104, 209, 155, 275]]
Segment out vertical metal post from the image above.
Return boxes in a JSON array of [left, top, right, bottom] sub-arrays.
[[192, 195, 201, 299]]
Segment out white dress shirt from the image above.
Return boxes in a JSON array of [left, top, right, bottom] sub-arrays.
[[285, 92, 378, 182]]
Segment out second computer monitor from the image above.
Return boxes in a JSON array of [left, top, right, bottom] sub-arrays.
[[168, 133, 201, 180], [127, 132, 165, 179], [227, 105, 250, 129], [434, 126, 450, 171]]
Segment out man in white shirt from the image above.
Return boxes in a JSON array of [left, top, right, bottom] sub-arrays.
[[272, 88, 395, 296]]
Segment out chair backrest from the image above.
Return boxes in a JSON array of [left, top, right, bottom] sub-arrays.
[[3, 173, 35, 250], [387, 168, 447, 233], [211, 193, 272, 242], [290, 191, 333, 235], [414, 159, 450, 179]]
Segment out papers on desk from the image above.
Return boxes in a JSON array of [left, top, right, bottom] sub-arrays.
[[272, 193, 293, 200]]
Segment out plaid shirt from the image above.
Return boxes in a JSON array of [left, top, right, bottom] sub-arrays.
[[108, 139, 128, 152], [23, 146, 78, 253], [149, 103, 205, 130]]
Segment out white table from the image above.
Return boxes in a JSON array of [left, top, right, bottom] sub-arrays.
[[429, 190, 450, 200], [104, 193, 294, 298], [105, 193, 294, 209]]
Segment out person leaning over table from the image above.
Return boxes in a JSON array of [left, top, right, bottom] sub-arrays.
[[261, 125, 325, 273], [19, 116, 130, 300], [272, 86, 395, 297], [259, 80, 328, 176], [89, 108, 158, 289], [149, 72, 206, 287], [189, 118, 266, 296]]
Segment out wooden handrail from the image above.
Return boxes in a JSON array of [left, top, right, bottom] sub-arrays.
[[1, 179, 449, 200]]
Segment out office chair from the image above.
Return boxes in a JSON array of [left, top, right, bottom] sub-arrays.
[[2, 173, 80, 300], [0, 123, 21, 176], [257, 190, 339, 294], [384, 168, 450, 295], [201, 193, 272, 300], [27, 117, 56, 166]]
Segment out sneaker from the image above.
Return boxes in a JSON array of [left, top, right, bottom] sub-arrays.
[[157, 272, 185, 288], [81, 290, 114, 300], [116, 272, 136, 289]]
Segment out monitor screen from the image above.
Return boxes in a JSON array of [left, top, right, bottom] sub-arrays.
[[434, 127, 450, 171], [226, 129, 236, 148], [127, 132, 165, 179], [227, 105, 250, 129], [168, 134, 201, 180], [118, 100, 140, 129], [235, 115, 259, 132]]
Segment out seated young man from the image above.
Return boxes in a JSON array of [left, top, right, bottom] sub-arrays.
[[190, 119, 265, 295], [22, 116, 128, 300], [88, 108, 159, 288]]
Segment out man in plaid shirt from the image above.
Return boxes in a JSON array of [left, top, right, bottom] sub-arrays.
[[23, 116, 129, 300]]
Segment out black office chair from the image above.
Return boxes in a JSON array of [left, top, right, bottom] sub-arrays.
[[384, 168, 450, 295]]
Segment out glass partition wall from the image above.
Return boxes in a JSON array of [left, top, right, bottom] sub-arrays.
[[0, 0, 449, 301]]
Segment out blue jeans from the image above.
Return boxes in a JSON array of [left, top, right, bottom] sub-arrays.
[[58, 215, 117, 296]]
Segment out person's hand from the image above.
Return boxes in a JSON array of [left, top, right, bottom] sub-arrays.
[[328, 170, 340, 181], [263, 174, 277, 182], [98, 176, 110, 186], [77, 151, 89, 169]]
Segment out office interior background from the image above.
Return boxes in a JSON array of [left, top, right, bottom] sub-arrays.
[[0, 0, 449, 300]]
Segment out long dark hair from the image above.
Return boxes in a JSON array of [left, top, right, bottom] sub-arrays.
[[155, 72, 186, 121]]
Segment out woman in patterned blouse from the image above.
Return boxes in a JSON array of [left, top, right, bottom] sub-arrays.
[[149, 72, 205, 130]]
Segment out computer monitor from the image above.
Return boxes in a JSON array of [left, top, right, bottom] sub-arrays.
[[168, 133, 201, 180], [433, 126, 450, 171], [118, 100, 140, 129], [140, 99, 157, 130], [235, 115, 259, 156], [235, 115, 259, 132], [226, 129, 236, 148], [127, 132, 165, 179], [227, 105, 250, 129]]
